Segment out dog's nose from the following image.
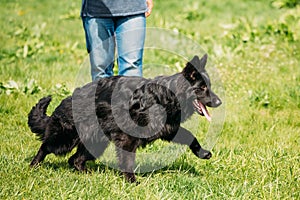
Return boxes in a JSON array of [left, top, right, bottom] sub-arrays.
[[212, 97, 222, 107]]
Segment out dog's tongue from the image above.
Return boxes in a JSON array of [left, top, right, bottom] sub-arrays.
[[199, 102, 211, 122]]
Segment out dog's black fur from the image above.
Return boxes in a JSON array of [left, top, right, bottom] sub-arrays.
[[28, 54, 221, 182]]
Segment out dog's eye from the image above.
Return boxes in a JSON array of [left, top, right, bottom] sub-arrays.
[[200, 85, 207, 90]]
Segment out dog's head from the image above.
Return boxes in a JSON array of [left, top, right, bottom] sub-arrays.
[[182, 54, 222, 121]]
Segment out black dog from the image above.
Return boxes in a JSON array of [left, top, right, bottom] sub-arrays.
[[28, 54, 221, 182]]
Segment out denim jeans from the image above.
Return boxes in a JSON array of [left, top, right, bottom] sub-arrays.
[[82, 14, 146, 81]]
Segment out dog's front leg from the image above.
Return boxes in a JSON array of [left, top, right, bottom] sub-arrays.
[[117, 148, 137, 183], [115, 143, 138, 183], [164, 126, 212, 159]]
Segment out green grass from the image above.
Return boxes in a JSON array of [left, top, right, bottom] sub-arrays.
[[1, 0, 300, 199]]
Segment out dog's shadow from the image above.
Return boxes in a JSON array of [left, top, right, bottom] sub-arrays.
[[138, 161, 203, 178], [25, 157, 203, 177], [25, 155, 108, 173], [26, 155, 203, 178]]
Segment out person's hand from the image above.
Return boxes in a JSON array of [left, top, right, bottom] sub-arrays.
[[145, 0, 153, 17]]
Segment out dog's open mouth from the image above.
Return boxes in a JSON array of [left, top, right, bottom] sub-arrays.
[[193, 100, 211, 122]]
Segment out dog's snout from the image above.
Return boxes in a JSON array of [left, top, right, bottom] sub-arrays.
[[212, 97, 222, 107], [206, 97, 221, 108], [207, 96, 222, 108]]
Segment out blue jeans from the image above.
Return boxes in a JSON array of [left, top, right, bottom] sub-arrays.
[[82, 14, 146, 81]]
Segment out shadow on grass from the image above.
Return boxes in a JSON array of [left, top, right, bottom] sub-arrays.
[[25, 157, 108, 172], [139, 161, 203, 178], [26, 156, 202, 175]]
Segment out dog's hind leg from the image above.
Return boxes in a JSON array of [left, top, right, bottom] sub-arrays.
[[30, 144, 50, 167], [68, 143, 94, 171], [68, 141, 109, 172], [164, 126, 212, 159]]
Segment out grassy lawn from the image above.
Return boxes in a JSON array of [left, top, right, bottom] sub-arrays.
[[1, 0, 299, 199]]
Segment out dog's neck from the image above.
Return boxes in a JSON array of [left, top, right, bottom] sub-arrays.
[[155, 72, 192, 96], [151, 73, 195, 121]]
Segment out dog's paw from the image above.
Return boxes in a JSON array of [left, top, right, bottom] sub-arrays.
[[30, 158, 40, 168], [72, 161, 87, 172], [124, 172, 137, 183], [197, 149, 212, 159]]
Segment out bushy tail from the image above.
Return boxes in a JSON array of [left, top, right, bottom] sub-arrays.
[[28, 96, 52, 139]]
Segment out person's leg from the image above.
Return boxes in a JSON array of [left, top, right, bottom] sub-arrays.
[[115, 14, 146, 77], [82, 17, 116, 81]]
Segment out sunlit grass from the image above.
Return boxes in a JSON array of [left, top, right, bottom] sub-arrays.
[[1, 0, 299, 199]]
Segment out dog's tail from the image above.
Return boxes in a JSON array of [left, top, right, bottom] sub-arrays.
[[28, 96, 52, 139]]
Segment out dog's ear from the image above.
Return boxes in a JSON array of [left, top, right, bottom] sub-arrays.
[[191, 54, 207, 69], [187, 54, 207, 70], [183, 54, 207, 82], [198, 54, 208, 69], [189, 55, 200, 69]]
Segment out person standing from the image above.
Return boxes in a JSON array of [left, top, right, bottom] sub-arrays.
[[81, 0, 154, 81]]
